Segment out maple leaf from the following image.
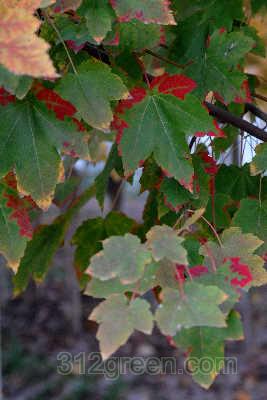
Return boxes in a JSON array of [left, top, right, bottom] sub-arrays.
[[110, 0, 176, 25], [57, 59, 129, 130], [155, 282, 227, 335], [87, 233, 152, 284], [0, 0, 58, 78], [0, 97, 88, 209], [185, 30, 254, 102], [114, 74, 220, 186], [89, 295, 153, 359]]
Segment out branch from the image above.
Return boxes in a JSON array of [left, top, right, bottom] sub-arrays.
[[245, 102, 267, 124], [204, 101, 267, 142]]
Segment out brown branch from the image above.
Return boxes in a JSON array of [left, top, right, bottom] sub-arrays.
[[245, 102, 267, 124], [204, 101, 267, 142], [253, 93, 267, 103]]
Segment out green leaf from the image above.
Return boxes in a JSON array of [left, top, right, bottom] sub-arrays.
[[215, 164, 260, 201], [251, 143, 267, 175], [77, 0, 114, 44], [186, 30, 254, 102], [88, 233, 152, 283], [146, 225, 187, 264], [155, 282, 227, 335], [0, 99, 87, 209], [110, 0, 176, 25], [119, 93, 215, 184], [13, 216, 68, 294], [57, 59, 128, 130], [232, 198, 267, 254], [204, 193, 233, 229], [160, 177, 192, 210], [174, 310, 244, 388], [89, 295, 153, 359]]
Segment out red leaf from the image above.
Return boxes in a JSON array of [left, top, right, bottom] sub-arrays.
[[224, 256, 253, 287], [3, 172, 36, 239], [34, 85, 86, 132], [0, 87, 15, 106], [151, 73, 197, 99]]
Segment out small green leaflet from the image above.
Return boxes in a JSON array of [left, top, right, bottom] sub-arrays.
[[89, 295, 153, 359], [119, 93, 215, 185], [57, 59, 128, 130], [0, 99, 87, 209], [110, 0, 176, 25], [174, 310, 244, 388], [155, 282, 227, 335], [88, 233, 152, 283], [146, 224, 187, 264], [77, 0, 114, 44]]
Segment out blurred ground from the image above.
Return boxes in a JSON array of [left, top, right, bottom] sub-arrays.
[[1, 187, 267, 400]]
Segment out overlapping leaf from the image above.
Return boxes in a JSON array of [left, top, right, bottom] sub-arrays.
[[116, 74, 220, 185], [57, 59, 128, 130], [155, 282, 227, 335], [185, 30, 254, 102], [89, 295, 153, 359], [0, 97, 88, 208]]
